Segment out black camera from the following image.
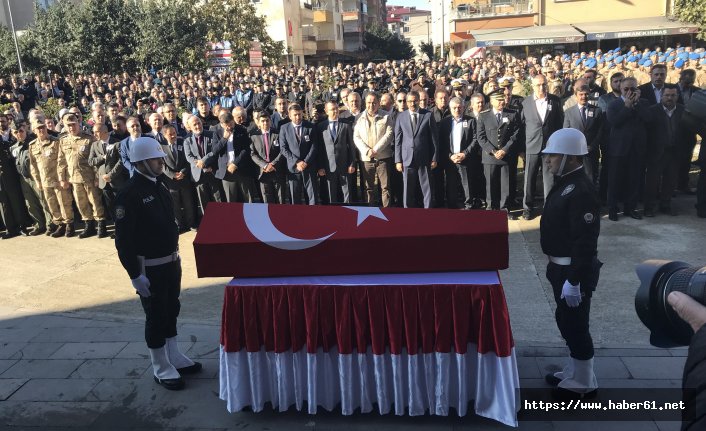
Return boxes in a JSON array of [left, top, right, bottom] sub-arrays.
[[635, 260, 706, 347]]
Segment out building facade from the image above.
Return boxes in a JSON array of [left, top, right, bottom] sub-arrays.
[[387, 6, 432, 59]]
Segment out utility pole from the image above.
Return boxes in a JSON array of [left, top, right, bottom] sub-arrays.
[[427, 16, 430, 44], [6, 0, 23, 75], [440, 0, 445, 61]]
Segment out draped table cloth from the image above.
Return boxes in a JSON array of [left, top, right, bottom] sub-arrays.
[[219, 271, 519, 427]]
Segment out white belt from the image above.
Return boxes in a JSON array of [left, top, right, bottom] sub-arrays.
[[140, 252, 180, 267], [548, 256, 572, 265]]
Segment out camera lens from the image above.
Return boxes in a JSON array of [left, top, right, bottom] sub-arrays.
[[635, 260, 706, 347]]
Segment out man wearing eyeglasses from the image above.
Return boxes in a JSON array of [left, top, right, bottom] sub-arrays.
[[162, 103, 185, 137]]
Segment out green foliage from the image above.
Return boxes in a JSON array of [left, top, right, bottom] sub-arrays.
[[0, 26, 21, 75], [198, 0, 284, 66], [38, 97, 63, 121], [674, 0, 706, 41], [23, 0, 81, 73], [419, 41, 435, 61], [364, 25, 415, 61]]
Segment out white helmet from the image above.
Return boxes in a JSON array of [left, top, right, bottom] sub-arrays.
[[130, 136, 166, 163], [542, 128, 588, 156]]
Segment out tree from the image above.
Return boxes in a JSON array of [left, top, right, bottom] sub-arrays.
[[674, 0, 706, 41], [364, 25, 415, 61], [75, 0, 138, 73], [419, 41, 435, 61], [134, 0, 208, 71], [0, 26, 21, 75], [198, 0, 284, 66], [23, 0, 81, 73]]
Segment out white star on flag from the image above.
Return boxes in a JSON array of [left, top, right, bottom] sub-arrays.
[[343, 206, 389, 226]]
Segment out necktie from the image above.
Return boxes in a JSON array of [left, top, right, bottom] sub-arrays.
[[295, 125, 301, 141], [263, 132, 270, 161], [330, 121, 337, 141], [580, 106, 587, 126], [197, 135, 204, 157], [171, 143, 178, 160], [411, 112, 417, 131], [496, 112, 502, 125]]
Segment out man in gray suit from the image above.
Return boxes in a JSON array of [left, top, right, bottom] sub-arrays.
[[250, 112, 287, 204], [394, 90, 438, 208], [520, 74, 564, 220], [564, 84, 604, 185], [316, 102, 357, 204], [183, 116, 223, 218]]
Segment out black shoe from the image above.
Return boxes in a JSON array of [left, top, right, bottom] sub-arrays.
[[177, 361, 203, 375], [608, 210, 618, 221], [51, 224, 67, 238], [644, 207, 655, 218], [0, 231, 20, 240], [79, 221, 97, 239], [65, 224, 76, 238], [522, 209, 533, 220], [96, 221, 109, 238], [46, 223, 59, 236], [29, 227, 47, 236], [545, 373, 562, 387], [551, 387, 598, 401], [153, 375, 185, 391], [507, 212, 517, 221], [628, 210, 642, 220]]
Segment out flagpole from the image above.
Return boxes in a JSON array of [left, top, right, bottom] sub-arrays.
[[6, 0, 23, 75]]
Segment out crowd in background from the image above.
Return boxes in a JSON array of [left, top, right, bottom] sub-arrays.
[[0, 43, 705, 239]]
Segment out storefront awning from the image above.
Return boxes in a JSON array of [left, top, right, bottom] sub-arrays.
[[575, 16, 699, 41], [468, 24, 584, 47]]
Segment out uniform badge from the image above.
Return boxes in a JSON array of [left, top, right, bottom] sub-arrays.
[[115, 206, 126, 220], [584, 213, 595, 224], [462, 121, 468, 128], [80, 145, 86, 152], [44, 150, 52, 157], [561, 184, 575, 196], [304, 135, 310, 142], [502, 117, 509, 124], [587, 110, 594, 118], [547, 104, 553, 112], [176, 145, 182, 151], [273, 139, 279, 147]]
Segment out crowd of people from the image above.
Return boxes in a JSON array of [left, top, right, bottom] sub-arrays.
[[0, 43, 705, 239]]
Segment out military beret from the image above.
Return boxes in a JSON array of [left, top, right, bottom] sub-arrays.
[[678, 52, 689, 60], [675, 59, 685, 68], [638, 58, 647, 66], [689, 53, 700, 60], [643, 60, 653, 67], [615, 55, 624, 63], [64, 113, 79, 124]]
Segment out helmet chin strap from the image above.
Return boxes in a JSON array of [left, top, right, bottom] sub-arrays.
[[140, 160, 159, 178], [557, 154, 568, 177]]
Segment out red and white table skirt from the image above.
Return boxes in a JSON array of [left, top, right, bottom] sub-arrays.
[[219, 272, 520, 427]]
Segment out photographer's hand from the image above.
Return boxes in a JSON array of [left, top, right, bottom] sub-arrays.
[[668, 291, 706, 333]]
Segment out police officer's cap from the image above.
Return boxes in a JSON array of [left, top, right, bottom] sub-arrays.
[[451, 79, 464, 89], [542, 128, 588, 156], [488, 90, 505, 101], [64, 114, 79, 124], [130, 137, 166, 163]]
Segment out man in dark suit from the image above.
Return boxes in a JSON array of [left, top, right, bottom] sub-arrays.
[[88, 123, 121, 238], [520, 74, 564, 220], [467, 93, 487, 208], [183, 115, 223, 218], [271, 97, 291, 133], [394, 90, 438, 208], [279, 103, 317, 205], [643, 85, 684, 217], [606, 77, 650, 221], [564, 84, 604, 185], [202, 112, 258, 203], [597, 72, 624, 203], [439, 97, 475, 209], [250, 111, 287, 204], [315, 101, 357, 204], [162, 103, 186, 137], [160, 124, 195, 232], [638, 63, 668, 106], [477, 92, 521, 218]]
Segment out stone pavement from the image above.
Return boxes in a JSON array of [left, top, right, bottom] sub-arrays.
[[0, 190, 704, 429], [0, 308, 689, 430]]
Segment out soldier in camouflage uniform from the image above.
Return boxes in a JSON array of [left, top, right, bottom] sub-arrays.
[[56, 113, 105, 238]]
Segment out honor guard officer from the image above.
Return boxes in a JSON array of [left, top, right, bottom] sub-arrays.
[[540, 128, 602, 400], [114, 137, 201, 391]]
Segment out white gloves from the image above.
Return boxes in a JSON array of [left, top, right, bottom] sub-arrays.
[[131, 275, 151, 297], [561, 280, 581, 307]]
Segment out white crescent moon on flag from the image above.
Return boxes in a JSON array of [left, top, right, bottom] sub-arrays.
[[243, 203, 336, 250]]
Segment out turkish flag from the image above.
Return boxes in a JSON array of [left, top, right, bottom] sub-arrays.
[[193, 203, 508, 278]]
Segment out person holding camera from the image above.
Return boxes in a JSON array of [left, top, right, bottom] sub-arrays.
[[668, 291, 706, 430], [540, 128, 602, 400]]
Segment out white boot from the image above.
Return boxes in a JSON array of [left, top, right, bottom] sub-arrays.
[[558, 358, 598, 394], [149, 346, 181, 380], [165, 336, 202, 375], [165, 336, 195, 368], [553, 354, 574, 380]]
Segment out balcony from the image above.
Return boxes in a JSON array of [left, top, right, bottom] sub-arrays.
[[314, 9, 334, 22], [301, 1, 314, 21], [453, 0, 533, 20]]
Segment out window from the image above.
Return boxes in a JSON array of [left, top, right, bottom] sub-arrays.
[[402, 15, 409, 22], [403, 26, 410, 33]]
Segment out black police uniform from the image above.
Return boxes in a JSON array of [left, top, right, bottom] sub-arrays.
[[114, 172, 181, 349], [540, 166, 601, 361]]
